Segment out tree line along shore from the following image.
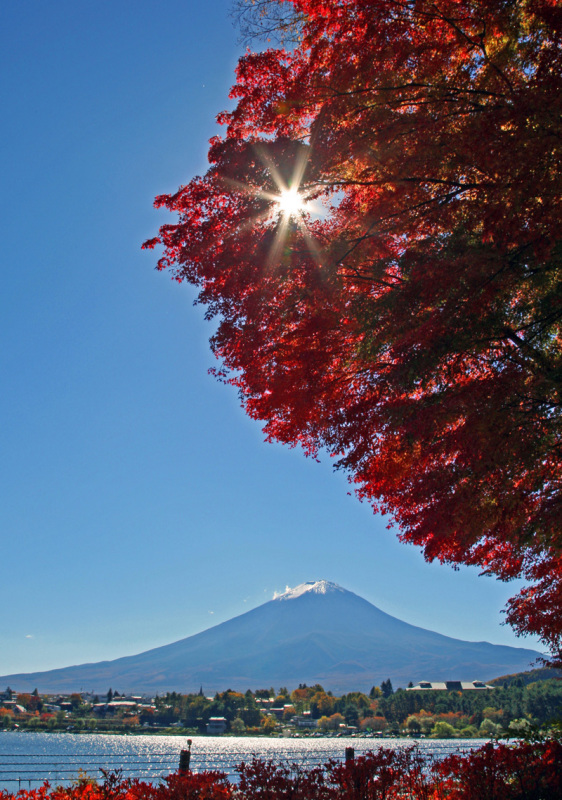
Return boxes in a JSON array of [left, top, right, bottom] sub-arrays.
[[2, 669, 560, 738]]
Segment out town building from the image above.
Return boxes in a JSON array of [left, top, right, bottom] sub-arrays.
[[206, 716, 227, 734], [406, 680, 494, 691]]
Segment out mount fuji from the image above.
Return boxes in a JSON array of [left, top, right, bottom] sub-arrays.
[[0, 580, 541, 694]]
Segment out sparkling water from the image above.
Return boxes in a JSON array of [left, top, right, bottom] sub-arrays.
[[0, 731, 488, 790]]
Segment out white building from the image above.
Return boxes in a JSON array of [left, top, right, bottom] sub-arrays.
[[406, 680, 494, 691], [206, 716, 227, 734]]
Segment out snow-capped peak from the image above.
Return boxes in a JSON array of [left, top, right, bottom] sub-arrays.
[[273, 580, 345, 601]]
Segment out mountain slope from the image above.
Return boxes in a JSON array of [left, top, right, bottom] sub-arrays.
[[0, 581, 542, 693]]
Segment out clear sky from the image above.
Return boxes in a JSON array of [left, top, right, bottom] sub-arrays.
[[0, 0, 543, 679]]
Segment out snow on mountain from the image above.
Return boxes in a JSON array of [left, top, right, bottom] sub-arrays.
[[273, 580, 345, 600]]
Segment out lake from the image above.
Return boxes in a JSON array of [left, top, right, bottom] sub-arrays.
[[0, 732, 489, 790]]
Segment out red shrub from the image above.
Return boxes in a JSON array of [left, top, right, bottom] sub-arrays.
[[326, 748, 435, 800], [436, 739, 562, 800], [236, 758, 331, 800]]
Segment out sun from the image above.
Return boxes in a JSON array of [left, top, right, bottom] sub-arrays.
[[221, 145, 322, 265], [275, 187, 308, 217]]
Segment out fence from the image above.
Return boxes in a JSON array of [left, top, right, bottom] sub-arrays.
[[0, 747, 354, 790]]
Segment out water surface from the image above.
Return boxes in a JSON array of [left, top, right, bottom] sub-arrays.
[[0, 732, 487, 790]]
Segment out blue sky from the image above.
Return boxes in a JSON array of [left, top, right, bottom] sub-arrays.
[[0, 0, 543, 679]]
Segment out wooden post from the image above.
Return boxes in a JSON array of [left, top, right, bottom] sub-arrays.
[[179, 739, 192, 773], [345, 747, 354, 764]]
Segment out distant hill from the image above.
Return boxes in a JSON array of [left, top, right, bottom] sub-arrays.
[[0, 580, 542, 694], [488, 666, 562, 687]]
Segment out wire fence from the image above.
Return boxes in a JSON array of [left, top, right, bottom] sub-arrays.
[[0, 749, 349, 790]]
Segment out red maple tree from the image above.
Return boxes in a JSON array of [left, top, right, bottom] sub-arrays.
[[144, 1, 562, 658]]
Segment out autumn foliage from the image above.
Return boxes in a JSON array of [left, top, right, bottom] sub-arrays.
[[4, 742, 562, 800], [144, 1, 562, 655]]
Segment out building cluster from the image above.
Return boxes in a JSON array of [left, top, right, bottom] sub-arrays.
[[0, 687, 157, 728]]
